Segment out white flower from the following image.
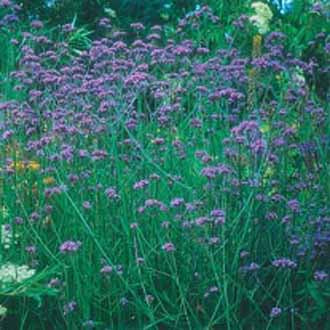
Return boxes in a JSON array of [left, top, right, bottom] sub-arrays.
[[0, 304, 7, 317], [249, 2, 273, 34], [292, 67, 306, 87], [250, 15, 271, 34], [1, 225, 19, 249], [0, 263, 36, 284], [1, 225, 12, 249], [252, 2, 273, 20], [1, 206, 9, 219]]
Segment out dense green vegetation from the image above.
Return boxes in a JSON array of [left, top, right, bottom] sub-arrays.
[[0, 0, 329, 329]]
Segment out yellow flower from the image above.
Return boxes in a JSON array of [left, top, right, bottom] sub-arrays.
[[9, 160, 40, 172], [5, 143, 22, 158], [9, 161, 26, 171], [252, 34, 262, 57], [27, 160, 40, 171], [253, 34, 262, 49], [43, 176, 55, 185]]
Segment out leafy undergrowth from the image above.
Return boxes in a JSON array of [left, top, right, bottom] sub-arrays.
[[0, 2, 330, 329]]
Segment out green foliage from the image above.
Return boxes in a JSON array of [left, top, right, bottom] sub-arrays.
[[64, 15, 93, 56], [274, 0, 330, 99], [0, 5, 21, 100], [19, 0, 197, 27], [0, 0, 330, 328]]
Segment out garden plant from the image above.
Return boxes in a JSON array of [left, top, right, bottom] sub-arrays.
[[0, 0, 330, 329]]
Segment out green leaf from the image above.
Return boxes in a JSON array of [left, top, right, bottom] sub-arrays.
[[307, 282, 326, 313]]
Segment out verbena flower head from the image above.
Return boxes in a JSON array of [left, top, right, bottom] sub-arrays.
[[0, 0, 12, 7], [48, 277, 62, 288], [60, 240, 82, 254], [82, 201, 92, 209], [314, 270, 328, 281], [287, 199, 300, 213], [63, 300, 77, 316], [105, 187, 120, 200], [100, 265, 113, 274], [170, 197, 185, 207], [272, 258, 297, 269], [270, 307, 282, 318], [243, 262, 261, 272], [30, 20, 43, 29], [162, 242, 175, 252], [133, 179, 149, 190]]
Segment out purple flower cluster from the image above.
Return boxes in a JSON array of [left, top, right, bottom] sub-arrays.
[[314, 270, 328, 281], [133, 179, 149, 190], [201, 164, 232, 179], [162, 242, 175, 252], [272, 258, 297, 269], [59, 241, 82, 254], [270, 307, 282, 318], [0, 0, 20, 27], [63, 300, 77, 316]]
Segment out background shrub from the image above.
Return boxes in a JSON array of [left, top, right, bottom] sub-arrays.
[[19, 0, 198, 27]]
